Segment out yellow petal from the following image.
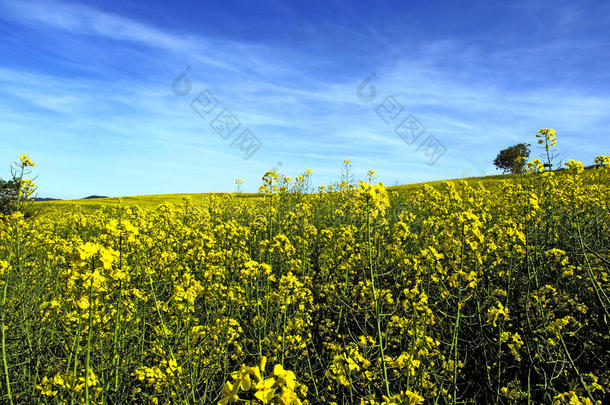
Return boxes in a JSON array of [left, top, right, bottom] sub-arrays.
[[254, 388, 275, 404], [273, 364, 286, 377], [285, 371, 296, 391], [255, 377, 275, 391]]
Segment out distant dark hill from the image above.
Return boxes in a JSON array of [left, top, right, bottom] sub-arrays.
[[83, 195, 108, 199], [33, 197, 61, 201]]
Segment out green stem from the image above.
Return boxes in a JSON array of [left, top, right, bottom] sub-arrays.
[[367, 209, 390, 397], [85, 282, 93, 405], [452, 288, 462, 405], [1, 255, 13, 405]]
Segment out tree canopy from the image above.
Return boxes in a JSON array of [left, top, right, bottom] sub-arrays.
[[493, 143, 531, 174]]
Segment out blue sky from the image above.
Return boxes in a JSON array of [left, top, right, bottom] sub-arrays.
[[1, 0, 609, 198]]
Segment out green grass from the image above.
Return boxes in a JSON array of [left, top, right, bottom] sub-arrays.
[[34, 171, 519, 212], [35, 192, 260, 212]]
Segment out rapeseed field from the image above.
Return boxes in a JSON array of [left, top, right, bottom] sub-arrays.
[[1, 135, 609, 404]]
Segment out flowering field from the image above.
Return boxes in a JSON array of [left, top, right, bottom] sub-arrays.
[[1, 153, 610, 404]]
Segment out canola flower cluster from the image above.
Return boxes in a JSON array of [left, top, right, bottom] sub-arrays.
[[1, 144, 610, 404]]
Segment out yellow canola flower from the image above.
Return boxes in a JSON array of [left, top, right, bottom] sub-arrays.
[[218, 381, 240, 405], [279, 386, 302, 405], [487, 302, 510, 327], [273, 364, 297, 391], [251, 356, 267, 381], [218, 357, 303, 405], [378, 390, 424, 405], [76, 296, 90, 310], [565, 159, 585, 174], [78, 242, 101, 261], [594, 155, 610, 165], [35, 376, 58, 397], [0, 260, 9, 275], [254, 377, 276, 404], [230, 365, 252, 390], [536, 128, 557, 146], [52, 373, 65, 388], [19, 153, 35, 167]]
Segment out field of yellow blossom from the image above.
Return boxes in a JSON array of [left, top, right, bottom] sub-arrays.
[[1, 140, 610, 404]]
